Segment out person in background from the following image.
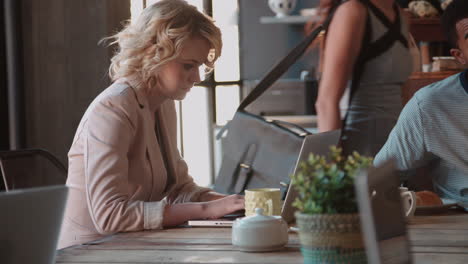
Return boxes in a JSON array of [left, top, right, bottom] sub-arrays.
[[312, 0, 413, 156], [58, 0, 244, 249], [374, 0, 468, 205]]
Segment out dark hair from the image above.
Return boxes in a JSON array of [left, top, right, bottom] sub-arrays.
[[441, 0, 468, 48]]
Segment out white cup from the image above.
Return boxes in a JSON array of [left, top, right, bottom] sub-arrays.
[[399, 187, 417, 217]]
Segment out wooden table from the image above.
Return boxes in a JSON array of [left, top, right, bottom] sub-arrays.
[[56, 213, 468, 264]]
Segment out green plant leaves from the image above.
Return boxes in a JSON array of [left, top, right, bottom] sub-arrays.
[[290, 146, 373, 214]]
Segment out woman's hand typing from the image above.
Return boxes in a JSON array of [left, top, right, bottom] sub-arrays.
[[162, 194, 244, 227], [201, 194, 245, 219]]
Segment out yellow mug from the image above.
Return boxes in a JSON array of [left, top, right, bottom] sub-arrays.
[[245, 188, 282, 216]]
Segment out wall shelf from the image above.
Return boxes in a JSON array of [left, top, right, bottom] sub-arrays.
[[408, 17, 445, 42], [402, 11, 445, 42], [402, 71, 454, 105], [259, 15, 315, 25]]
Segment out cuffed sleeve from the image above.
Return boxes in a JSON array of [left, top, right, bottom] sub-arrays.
[[144, 200, 167, 230]]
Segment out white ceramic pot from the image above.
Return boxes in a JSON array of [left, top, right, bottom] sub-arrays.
[[232, 208, 288, 252], [268, 0, 297, 17]]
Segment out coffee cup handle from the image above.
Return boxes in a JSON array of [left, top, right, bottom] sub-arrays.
[[402, 191, 417, 217]]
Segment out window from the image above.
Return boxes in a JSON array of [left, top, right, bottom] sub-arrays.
[[130, 0, 241, 186]]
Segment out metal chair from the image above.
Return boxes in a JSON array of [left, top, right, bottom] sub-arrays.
[[0, 149, 67, 191]]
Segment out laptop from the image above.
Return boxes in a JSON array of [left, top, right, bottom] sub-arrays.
[[0, 185, 68, 264], [281, 129, 341, 223], [188, 129, 340, 227], [354, 160, 413, 264], [187, 211, 245, 227]]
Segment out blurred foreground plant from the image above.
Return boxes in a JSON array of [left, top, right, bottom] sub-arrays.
[[291, 146, 373, 214]]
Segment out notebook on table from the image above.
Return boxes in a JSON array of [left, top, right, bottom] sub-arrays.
[[188, 130, 340, 227], [0, 185, 68, 264]]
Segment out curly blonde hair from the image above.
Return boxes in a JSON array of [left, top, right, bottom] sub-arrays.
[[106, 0, 222, 90]]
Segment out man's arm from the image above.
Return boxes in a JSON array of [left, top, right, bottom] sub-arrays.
[[374, 95, 435, 170]]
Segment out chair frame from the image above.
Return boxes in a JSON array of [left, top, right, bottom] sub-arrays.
[[0, 148, 67, 191]]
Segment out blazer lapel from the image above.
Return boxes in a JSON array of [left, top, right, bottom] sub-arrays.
[[125, 79, 169, 199], [155, 107, 177, 193]]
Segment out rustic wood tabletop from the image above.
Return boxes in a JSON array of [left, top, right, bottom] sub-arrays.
[[56, 212, 468, 264]]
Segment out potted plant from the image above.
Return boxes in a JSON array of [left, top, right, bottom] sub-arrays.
[[291, 146, 373, 264]]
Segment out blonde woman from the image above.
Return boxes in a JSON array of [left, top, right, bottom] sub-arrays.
[[58, 0, 244, 249]]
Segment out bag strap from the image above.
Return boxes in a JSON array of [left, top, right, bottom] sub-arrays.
[[338, 13, 372, 153], [345, 0, 373, 103], [237, 6, 339, 112], [359, 0, 408, 62], [339, 0, 406, 154], [316, 0, 370, 143], [232, 144, 257, 194], [268, 119, 310, 136]]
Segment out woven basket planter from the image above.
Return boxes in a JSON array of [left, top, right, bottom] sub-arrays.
[[295, 212, 367, 264]]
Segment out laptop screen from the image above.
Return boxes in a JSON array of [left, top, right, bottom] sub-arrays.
[[281, 130, 341, 223], [0, 185, 68, 264]]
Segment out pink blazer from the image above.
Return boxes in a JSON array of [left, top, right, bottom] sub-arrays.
[[58, 79, 210, 249]]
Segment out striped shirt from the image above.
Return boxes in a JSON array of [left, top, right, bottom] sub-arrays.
[[374, 70, 468, 203]]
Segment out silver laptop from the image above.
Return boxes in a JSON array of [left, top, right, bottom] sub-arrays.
[[281, 129, 341, 223], [0, 185, 68, 264], [188, 130, 340, 227], [354, 160, 412, 264], [187, 212, 243, 227]]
